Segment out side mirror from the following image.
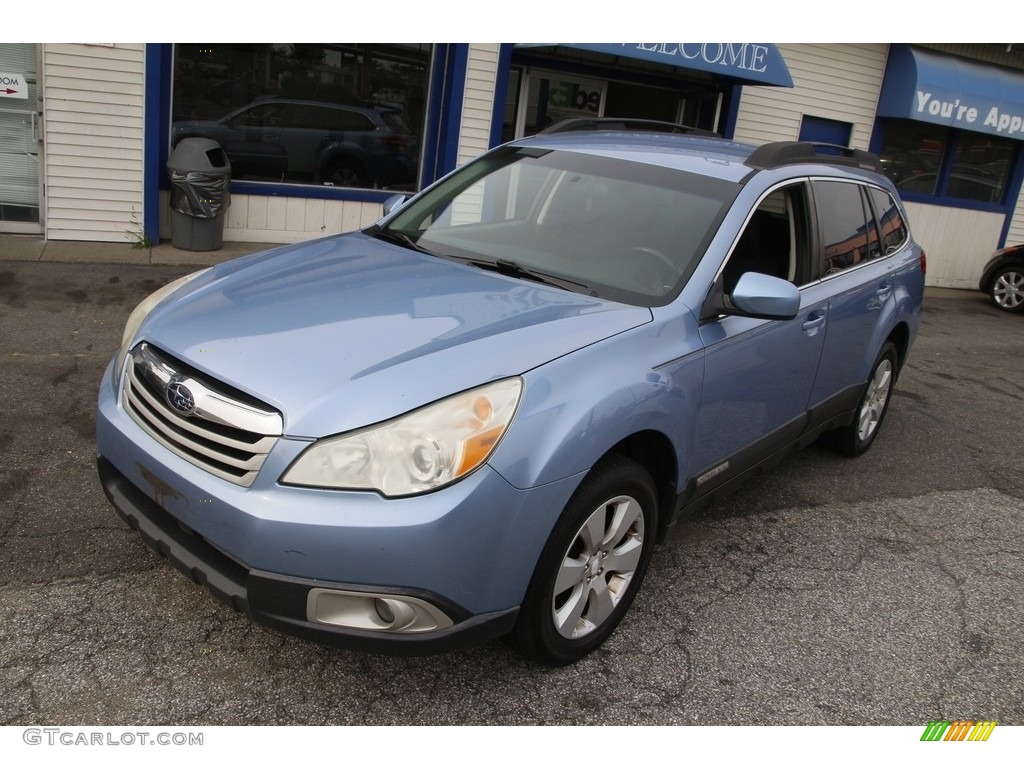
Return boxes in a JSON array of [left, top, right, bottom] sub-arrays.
[[382, 193, 410, 217], [729, 272, 800, 320]]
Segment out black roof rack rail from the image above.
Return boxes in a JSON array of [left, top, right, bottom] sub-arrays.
[[538, 117, 720, 138], [745, 141, 882, 172]]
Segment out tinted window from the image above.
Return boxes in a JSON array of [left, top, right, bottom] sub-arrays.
[[867, 188, 908, 255], [814, 181, 872, 275]]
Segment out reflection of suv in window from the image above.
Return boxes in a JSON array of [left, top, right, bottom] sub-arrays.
[[171, 97, 418, 189], [98, 121, 925, 665]]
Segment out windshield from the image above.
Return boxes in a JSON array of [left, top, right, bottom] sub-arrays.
[[380, 145, 738, 306]]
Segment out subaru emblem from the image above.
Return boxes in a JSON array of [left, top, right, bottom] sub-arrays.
[[166, 378, 196, 416]]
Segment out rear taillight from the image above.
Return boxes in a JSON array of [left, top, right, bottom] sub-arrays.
[[380, 135, 406, 150], [920, 250, 927, 275]]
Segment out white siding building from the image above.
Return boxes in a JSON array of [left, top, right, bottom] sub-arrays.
[[4, 42, 1024, 290]]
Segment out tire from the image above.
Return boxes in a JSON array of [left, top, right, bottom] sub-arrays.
[[988, 265, 1024, 313], [820, 341, 899, 457], [322, 159, 367, 188], [512, 454, 658, 666]]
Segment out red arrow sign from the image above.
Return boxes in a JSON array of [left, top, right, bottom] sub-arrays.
[[2, 88, 18, 95]]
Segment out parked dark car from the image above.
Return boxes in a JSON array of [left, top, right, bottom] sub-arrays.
[[171, 97, 418, 189], [979, 244, 1024, 313]]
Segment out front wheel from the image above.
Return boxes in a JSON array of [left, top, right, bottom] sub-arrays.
[[512, 454, 658, 665], [989, 265, 1024, 313], [820, 341, 898, 457]]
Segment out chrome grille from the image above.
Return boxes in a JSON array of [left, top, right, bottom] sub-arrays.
[[122, 343, 282, 487]]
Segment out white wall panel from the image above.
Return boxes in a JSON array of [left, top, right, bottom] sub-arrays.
[[458, 44, 501, 166], [733, 44, 889, 149], [160, 191, 385, 244], [42, 43, 146, 242], [904, 202, 1004, 288], [1007, 196, 1024, 247]]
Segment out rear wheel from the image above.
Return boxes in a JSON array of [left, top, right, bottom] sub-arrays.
[[820, 341, 898, 456], [512, 454, 657, 665], [989, 265, 1024, 313]]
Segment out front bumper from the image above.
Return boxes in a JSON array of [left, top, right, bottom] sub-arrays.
[[96, 357, 583, 654], [98, 456, 518, 654]]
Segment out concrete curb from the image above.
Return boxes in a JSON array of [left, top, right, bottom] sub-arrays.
[[0, 234, 278, 267]]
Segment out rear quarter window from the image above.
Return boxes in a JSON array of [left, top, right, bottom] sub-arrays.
[[867, 187, 909, 255]]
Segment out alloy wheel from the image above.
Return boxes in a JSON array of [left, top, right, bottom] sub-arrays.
[[552, 494, 645, 640], [992, 268, 1024, 311], [857, 358, 893, 443]]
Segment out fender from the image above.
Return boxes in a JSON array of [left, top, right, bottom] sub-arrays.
[[489, 308, 704, 492]]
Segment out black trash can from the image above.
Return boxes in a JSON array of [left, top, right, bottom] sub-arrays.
[[167, 138, 231, 251]]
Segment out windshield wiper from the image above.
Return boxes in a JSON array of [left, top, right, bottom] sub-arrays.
[[369, 228, 435, 256], [469, 258, 591, 293]]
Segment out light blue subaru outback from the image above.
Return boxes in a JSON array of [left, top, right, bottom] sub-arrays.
[[97, 119, 925, 665]]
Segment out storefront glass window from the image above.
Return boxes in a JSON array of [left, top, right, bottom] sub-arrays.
[[171, 44, 430, 191], [947, 133, 1015, 204], [878, 119, 1016, 205], [878, 120, 949, 196]]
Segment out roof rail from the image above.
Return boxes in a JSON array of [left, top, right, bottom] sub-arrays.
[[745, 141, 882, 172], [538, 117, 720, 138]]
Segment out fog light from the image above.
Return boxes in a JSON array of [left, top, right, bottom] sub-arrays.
[[374, 597, 395, 624], [373, 597, 419, 630], [307, 588, 454, 633]]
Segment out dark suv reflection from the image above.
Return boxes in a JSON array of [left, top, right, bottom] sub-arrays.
[[172, 97, 418, 190]]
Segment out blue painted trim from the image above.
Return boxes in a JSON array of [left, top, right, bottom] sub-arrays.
[[868, 116, 884, 155], [229, 181, 399, 203], [439, 44, 469, 177], [490, 45, 515, 148], [419, 44, 448, 188], [896, 190, 1011, 215], [721, 85, 742, 140], [143, 44, 171, 242], [417, 44, 468, 186]]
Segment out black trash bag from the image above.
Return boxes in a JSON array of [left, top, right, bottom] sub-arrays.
[[168, 170, 231, 219]]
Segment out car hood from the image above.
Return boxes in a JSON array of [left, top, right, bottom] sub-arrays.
[[137, 233, 652, 436]]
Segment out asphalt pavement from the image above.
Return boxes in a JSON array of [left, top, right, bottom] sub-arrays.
[[0, 237, 1021, 729]]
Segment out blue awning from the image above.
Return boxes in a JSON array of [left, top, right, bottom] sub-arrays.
[[516, 43, 793, 88], [878, 45, 1024, 140]]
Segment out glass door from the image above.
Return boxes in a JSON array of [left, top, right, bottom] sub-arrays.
[[513, 70, 607, 137], [0, 43, 41, 232]]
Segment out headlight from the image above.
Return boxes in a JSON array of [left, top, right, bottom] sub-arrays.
[[114, 268, 210, 384], [281, 379, 523, 496]]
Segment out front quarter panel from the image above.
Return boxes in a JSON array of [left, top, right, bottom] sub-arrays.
[[489, 308, 703, 492]]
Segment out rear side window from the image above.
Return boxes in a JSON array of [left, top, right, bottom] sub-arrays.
[[867, 187, 909, 255], [814, 180, 876, 276]]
